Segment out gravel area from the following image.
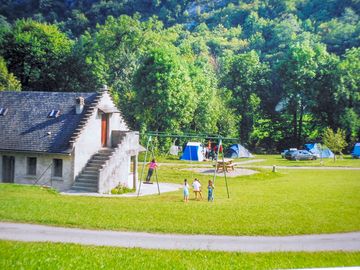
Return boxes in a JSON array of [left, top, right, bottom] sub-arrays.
[[184, 167, 259, 177]]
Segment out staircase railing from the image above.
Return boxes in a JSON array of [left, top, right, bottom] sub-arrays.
[[33, 162, 53, 187]]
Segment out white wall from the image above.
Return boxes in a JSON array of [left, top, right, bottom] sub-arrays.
[[98, 131, 139, 193], [0, 152, 73, 191], [73, 91, 128, 179], [0, 90, 136, 193]]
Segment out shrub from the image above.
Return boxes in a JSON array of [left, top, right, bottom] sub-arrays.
[[110, 183, 134, 194]]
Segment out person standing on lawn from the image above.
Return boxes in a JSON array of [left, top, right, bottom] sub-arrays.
[[192, 178, 203, 200], [183, 179, 190, 202], [145, 159, 157, 183], [208, 180, 214, 202]]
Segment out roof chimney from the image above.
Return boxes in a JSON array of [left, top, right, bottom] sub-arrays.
[[75, 97, 85, 114]]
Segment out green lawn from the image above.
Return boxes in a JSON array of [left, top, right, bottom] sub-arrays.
[[0, 168, 359, 236], [140, 152, 360, 167], [0, 241, 359, 270], [245, 154, 360, 167], [0, 241, 360, 269]]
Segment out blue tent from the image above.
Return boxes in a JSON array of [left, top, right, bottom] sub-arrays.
[[351, 143, 360, 158], [180, 142, 204, 161], [225, 144, 253, 158], [304, 143, 334, 158]]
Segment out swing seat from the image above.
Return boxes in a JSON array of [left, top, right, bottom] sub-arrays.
[[143, 181, 154, 184]]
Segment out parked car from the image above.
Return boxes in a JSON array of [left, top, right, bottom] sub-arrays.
[[281, 148, 297, 158], [285, 150, 317, 160]]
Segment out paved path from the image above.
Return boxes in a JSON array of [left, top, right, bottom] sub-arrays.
[[1, 222, 359, 252], [240, 165, 360, 170], [149, 161, 360, 170], [62, 182, 181, 197]]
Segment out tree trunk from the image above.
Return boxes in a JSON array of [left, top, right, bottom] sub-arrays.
[[293, 109, 297, 146], [298, 103, 304, 146]]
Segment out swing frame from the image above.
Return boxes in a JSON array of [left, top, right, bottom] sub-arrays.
[[137, 132, 238, 199]]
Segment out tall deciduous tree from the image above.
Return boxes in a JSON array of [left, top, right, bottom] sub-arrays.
[[1, 19, 73, 91], [82, 15, 163, 126], [336, 47, 360, 141], [322, 127, 348, 161], [0, 56, 21, 91], [133, 47, 196, 134], [223, 50, 270, 143], [276, 38, 334, 146]]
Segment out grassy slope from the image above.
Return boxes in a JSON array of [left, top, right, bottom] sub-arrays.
[[1, 241, 360, 270], [0, 168, 359, 235]]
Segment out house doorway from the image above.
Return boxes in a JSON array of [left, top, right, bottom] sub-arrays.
[[2, 155, 15, 183], [101, 114, 108, 147]]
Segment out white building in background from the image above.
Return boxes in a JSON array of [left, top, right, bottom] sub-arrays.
[[0, 86, 141, 193]]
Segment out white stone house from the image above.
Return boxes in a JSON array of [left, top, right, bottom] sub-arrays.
[[0, 86, 141, 193]]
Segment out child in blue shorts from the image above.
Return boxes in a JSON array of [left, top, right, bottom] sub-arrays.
[[208, 180, 214, 202]]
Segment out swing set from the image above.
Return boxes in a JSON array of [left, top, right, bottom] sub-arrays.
[[137, 131, 238, 199]]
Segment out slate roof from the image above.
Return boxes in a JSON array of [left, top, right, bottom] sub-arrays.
[[0, 91, 99, 154]]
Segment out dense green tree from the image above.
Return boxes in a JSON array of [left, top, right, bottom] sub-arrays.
[[61, 10, 90, 37], [174, 24, 238, 137], [338, 48, 360, 111], [322, 127, 348, 160], [339, 108, 360, 142], [0, 0, 358, 151], [222, 50, 270, 143], [187, 58, 219, 134], [318, 8, 360, 54], [133, 47, 196, 134], [276, 39, 334, 145], [0, 56, 21, 91], [0, 15, 10, 42], [310, 52, 340, 130], [81, 15, 164, 126], [337, 47, 360, 141], [0, 19, 73, 91]]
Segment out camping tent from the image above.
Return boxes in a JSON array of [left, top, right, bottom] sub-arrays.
[[304, 143, 334, 158], [351, 142, 360, 158], [225, 144, 253, 158], [169, 144, 180, 156], [180, 142, 204, 161]]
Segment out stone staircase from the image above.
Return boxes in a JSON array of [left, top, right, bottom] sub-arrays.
[[70, 148, 115, 192]]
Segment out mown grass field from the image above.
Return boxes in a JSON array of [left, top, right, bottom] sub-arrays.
[[141, 153, 360, 167], [0, 168, 359, 236], [1, 241, 360, 270], [247, 154, 360, 167]]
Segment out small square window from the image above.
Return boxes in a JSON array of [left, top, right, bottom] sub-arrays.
[[0, 108, 8, 116], [53, 159, 63, 177], [27, 157, 37, 176]]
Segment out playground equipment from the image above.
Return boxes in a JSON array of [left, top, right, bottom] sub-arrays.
[[137, 132, 238, 199]]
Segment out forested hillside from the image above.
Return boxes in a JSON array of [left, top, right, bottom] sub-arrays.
[[0, 0, 359, 152]]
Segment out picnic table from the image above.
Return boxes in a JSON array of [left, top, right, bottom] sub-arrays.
[[215, 158, 235, 172]]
